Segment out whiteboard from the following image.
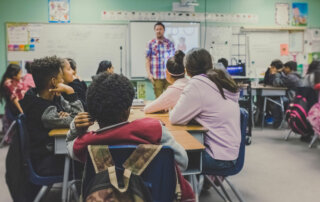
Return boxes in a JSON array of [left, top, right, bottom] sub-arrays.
[[201, 26, 232, 64], [6, 23, 128, 80], [130, 21, 200, 78], [247, 32, 290, 78]]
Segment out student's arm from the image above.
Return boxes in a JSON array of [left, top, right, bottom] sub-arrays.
[[41, 105, 76, 129], [160, 124, 188, 171], [144, 87, 174, 114], [66, 112, 93, 161], [61, 93, 84, 117], [13, 98, 23, 114], [282, 73, 302, 88], [270, 72, 284, 87], [169, 82, 201, 125]]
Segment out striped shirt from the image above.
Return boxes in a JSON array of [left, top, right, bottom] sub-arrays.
[[146, 38, 175, 79]]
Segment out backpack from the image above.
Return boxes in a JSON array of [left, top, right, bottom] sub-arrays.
[[307, 90, 320, 135], [285, 94, 314, 136], [81, 144, 181, 202]]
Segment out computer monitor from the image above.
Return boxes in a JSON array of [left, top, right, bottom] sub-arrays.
[[226, 63, 246, 77]]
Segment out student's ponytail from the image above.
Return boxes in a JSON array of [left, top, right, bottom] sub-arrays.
[[206, 69, 239, 99]]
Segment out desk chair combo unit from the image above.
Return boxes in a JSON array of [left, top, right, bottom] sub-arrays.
[[16, 114, 78, 202]]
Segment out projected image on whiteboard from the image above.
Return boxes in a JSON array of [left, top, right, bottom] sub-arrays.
[[164, 23, 200, 53]]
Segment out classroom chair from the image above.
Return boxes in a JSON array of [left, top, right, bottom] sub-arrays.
[[200, 108, 248, 202], [16, 114, 78, 202], [83, 145, 177, 202]]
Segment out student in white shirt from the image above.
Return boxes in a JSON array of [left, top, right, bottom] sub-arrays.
[[144, 50, 188, 114]]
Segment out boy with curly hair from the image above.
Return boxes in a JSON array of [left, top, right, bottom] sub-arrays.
[[20, 56, 84, 177], [66, 73, 194, 201]]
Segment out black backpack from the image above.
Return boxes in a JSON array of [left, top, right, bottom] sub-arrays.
[[285, 94, 313, 136], [81, 144, 180, 202]]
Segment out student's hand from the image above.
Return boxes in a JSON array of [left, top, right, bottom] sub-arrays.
[[59, 111, 70, 118], [74, 112, 94, 130], [49, 83, 75, 95], [148, 74, 154, 84]]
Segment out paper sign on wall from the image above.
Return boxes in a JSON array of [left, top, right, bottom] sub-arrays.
[[280, 44, 289, 56]]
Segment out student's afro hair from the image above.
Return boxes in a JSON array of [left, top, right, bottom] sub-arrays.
[[87, 73, 135, 126]]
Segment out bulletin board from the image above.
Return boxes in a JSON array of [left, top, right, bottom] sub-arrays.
[[6, 23, 128, 80]]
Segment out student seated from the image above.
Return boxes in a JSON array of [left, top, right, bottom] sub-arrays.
[[271, 61, 302, 100], [218, 58, 228, 69], [263, 59, 283, 85], [62, 58, 88, 110], [144, 50, 188, 114], [302, 60, 320, 87], [22, 61, 35, 89], [170, 48, 241, 172], [20, 56, 84, 177], [96, 60, 114, 75], [0, 64, 27, 143], [66, 73, 194, 201]]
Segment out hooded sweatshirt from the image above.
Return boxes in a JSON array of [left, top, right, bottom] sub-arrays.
[[144, 78, 188, 113], [170, 75, 241, 161], [20, 88, 83, 160]]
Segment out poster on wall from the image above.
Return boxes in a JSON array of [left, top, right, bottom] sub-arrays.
[[292, 2, 308, 26], [48, 0, 70, 23], [275, 3, 289, 26]]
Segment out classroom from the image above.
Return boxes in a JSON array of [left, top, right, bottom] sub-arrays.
[[1, 0, 320, 201]]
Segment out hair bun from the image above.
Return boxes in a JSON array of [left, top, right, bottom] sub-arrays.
[[174, 50, 185, 65]]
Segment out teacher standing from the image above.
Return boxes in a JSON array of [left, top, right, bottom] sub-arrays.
[[146, 22, 175, 98]]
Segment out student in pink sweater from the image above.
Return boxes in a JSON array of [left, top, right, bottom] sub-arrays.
[[144, 50, 189, 114], [170, 48, 241, 172]]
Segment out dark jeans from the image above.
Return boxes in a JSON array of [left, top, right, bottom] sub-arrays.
[[202, 151, 236, 173]]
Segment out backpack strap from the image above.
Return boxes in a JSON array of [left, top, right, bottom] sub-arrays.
[[122, 144, 162, 175], [87, 145, 131, 193]]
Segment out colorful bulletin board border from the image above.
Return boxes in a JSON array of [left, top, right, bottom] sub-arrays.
[[48, 0, 70, 23], [292, 2, 308, 26]]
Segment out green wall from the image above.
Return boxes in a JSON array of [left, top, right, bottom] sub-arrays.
[[1, 0, 320, 110]]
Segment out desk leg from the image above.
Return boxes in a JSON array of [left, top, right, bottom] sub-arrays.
[[190, 174, 199, 202], [62, 156, 70, 202], [262, 97, 267, 130]]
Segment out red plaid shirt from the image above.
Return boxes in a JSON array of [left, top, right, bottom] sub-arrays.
[[146, 38, 175, 79]]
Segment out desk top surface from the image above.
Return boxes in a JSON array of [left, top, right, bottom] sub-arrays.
[[240, 83, 287, 90]]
